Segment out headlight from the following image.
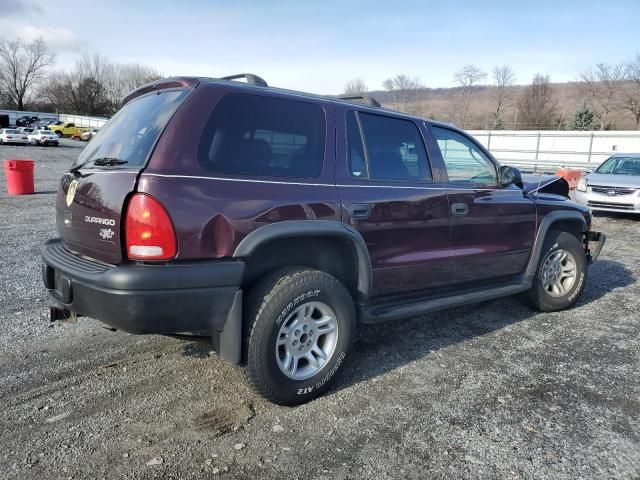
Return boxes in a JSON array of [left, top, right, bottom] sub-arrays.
[[576, 178, 587, 192]]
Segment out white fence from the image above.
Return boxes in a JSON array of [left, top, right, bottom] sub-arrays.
[[58, 114, 108, 128], [0, 109, 109, 128], [469, 130, 640, 172]]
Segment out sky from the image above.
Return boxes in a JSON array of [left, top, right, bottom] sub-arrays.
[[1, 0, 639, 94]]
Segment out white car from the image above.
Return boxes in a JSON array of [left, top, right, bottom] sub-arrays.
[[17, 127, 35, 135], [28, 130, 60, 147], [0, 128, 28, 145]]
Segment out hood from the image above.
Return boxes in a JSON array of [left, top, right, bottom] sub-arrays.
[[587, 172, 640, 188], [521, 174, 565, 195]]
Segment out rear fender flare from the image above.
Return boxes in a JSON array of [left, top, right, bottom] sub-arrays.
[[233, 220, 372, 303]]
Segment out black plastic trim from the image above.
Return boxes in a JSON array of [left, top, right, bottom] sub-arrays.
[[233, 220, 372, 302], [524, 211, 587, 277]]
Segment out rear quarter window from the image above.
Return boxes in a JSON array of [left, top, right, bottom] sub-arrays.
[[198, 94, 326, 178]]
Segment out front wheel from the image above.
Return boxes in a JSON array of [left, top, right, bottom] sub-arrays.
[[244, 268, 356, 405], [526, 230, 588, 312]]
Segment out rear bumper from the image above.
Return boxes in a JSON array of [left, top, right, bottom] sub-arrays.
[[41, 238, 244, 336]]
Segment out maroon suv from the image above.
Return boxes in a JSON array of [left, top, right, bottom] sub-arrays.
[[42, 74, 605, 405]]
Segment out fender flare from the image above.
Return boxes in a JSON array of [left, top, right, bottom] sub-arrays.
[[525, 210, 587, 277], [233, 220, 372, 302]]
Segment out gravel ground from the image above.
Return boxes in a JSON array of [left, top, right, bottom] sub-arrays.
[[0, 141, 639, 480]]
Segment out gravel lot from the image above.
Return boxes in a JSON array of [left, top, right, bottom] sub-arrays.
[[1, 141, 639, 479]]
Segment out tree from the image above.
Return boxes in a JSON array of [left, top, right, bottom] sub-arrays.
[[47, 54, 160, 116], [623, 53, 640, 129], [343, 78, 368, 96], [492, 114, 505, 130], [452, 64, 487, 127], [382, 74, 424, 112], [491, 65, 516, 120], [0, 38, 55, 110], [578, 63, 625, 130], [517, 74, 557, 129], [566, 102, 599, 130]]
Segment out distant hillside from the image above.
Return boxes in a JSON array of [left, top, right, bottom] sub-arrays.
[[365, 82, 638, 130]]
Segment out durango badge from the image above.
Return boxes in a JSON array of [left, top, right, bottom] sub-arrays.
[[66, 179, 78, 207]]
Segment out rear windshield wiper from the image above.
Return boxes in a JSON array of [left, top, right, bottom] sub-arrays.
[[93, 157, 129, 167], [69, 157, 128, 173]]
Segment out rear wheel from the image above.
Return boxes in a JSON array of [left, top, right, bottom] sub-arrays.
[[244, 268, 356, 405], [56, 131, 63, 138], [526, 230, 587, 312]]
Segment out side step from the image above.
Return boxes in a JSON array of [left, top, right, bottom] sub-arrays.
[[360, 281, 531, 324]]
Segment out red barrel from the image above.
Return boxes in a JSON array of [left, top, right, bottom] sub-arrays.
[[4, 159, 35, 195]]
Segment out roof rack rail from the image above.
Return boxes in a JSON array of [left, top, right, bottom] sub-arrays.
[[337, 95, 381, 108], [219, 73, 268, 87]]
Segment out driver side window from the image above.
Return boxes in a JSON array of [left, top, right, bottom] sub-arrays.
[[432, 126, 497, 185]]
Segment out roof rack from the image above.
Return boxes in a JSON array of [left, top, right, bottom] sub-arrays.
[[219, 73, 268, 87], [337, 95, 381, 108]]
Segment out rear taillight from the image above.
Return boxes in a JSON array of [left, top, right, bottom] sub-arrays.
[[125, 193, 177, 261]]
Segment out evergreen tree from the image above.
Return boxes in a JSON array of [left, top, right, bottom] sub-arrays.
[[567, 102, 600, 130], [492, 114, 505, 130]]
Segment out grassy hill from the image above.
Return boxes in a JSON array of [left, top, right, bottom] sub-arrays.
[[366, 82, 639, 131]]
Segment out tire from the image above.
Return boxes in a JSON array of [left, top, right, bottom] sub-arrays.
[[526, 230, 587, 312], [56, 132, 63, 138], [244, 268, 356, 406]]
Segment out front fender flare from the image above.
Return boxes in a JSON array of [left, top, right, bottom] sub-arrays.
[[525, 210, 587, 277]]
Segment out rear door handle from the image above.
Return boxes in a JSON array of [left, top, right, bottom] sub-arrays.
[[348, 203, 372, 219], [451, 203, 469, 216]]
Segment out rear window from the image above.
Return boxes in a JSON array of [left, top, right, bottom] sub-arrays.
[[199, 94, 325, 178], [71, 89, 188, 169]]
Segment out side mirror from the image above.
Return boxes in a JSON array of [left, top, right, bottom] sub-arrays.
[[499, 165, 523, 188]]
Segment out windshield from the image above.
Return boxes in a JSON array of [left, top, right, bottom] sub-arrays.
[[596, 156, 640, 176], [5, 129, 20, 134], [71, 89, 188, 169]]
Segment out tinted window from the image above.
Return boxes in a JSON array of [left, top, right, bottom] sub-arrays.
[[358, 113, 431, 181], [199, 94, 325, 178], [596, 156, 640, 176], [346, 111, 367, 177], [432, 126, 497, 185], [72, 89, 188, 169]]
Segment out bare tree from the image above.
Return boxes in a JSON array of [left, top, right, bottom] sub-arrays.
[[452, 64, 487, 127], [0, 38, 55, 110], [623, 54, 640, 129], [47, 54, 160, 116], [578, 63, 625, 130], [518, 74, 557, 129], [343, 78, 368, 96], [382, 74, 424, 112], [491, 65, 516, 126]]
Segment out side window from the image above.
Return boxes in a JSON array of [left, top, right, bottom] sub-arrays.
[[67, 123, 75, 128], [358, 112, 431, 181], [432, 126, 498, 185], [199, 94, 325, 178], [198, 94, 325, 177], [346, 111, 367, 177]]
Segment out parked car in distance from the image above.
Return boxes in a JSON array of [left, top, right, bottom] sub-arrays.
[[0, 128, 28, 145], [17, 127, 34, 135], [16, 115, 39, 127], [42, 74, 606, 406], [28, 130, 60, 147], [48, 122, 88, 139], [80, 128, 99, 141], [575, 154, 640, 215], [0, 114, 9, 129]]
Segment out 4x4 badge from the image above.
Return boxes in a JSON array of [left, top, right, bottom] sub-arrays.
[[66, 179, 78, 207]]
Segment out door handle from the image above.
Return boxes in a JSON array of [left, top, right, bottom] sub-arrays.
[[451, 203, 469, 216], [348, 203, 372, 219]]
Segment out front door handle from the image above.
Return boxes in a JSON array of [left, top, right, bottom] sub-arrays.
[[451, 203, 469, 216], [348, 203, 372, 219]]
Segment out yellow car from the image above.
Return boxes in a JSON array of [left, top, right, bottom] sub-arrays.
[[49, 123, 89, 139]]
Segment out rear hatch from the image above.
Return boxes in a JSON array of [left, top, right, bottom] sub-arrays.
[[56, 85, 191, 264]]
